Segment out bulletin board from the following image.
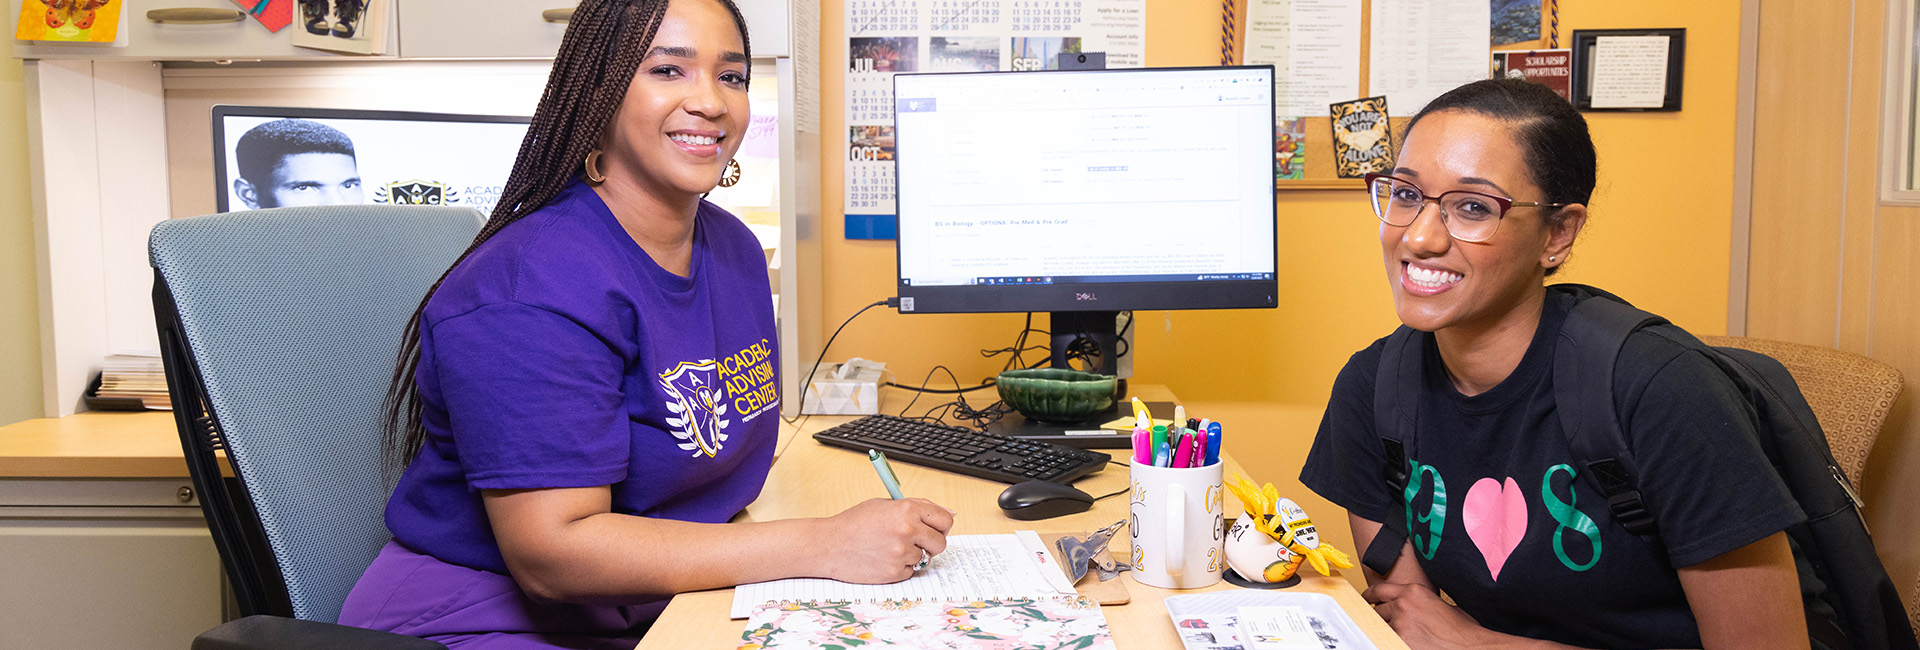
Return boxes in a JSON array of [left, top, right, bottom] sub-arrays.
[[1219, 0, 1561, 190]]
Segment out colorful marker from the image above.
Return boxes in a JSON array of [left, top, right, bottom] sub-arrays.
[[1205, 421, 1223, 466], [1171, 428, 1196, 468], [1132, 413, 1152, 464]]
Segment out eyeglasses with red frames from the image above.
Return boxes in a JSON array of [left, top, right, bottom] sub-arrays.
[[1363, 173, 1569, 243]]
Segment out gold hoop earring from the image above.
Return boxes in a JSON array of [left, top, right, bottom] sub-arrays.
[[583, 149, 606, 184], [717, 159, 741, 188]]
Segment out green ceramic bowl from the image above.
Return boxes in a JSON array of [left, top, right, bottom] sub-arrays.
[[995, 368, 1118, 424]]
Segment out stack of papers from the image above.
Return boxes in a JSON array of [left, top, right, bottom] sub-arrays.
[[95, 351, 170, 410]]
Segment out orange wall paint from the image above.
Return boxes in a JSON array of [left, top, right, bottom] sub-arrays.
[[811, 0, 1743, 510]]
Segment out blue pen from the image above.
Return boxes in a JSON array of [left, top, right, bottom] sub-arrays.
[[869, 450, 928, 569], [1153, 442, 1171, 467], [1205, 422, 1223, 465]]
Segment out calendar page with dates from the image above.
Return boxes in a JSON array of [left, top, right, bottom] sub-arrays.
[[842, 0, 1145, 238]]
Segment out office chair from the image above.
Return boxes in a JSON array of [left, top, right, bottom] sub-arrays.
[[1699, 336, 1904, 489], [153, 205, 483, 649]]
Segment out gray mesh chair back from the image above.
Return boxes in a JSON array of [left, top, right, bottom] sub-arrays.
[[151, 205, 482, 623]]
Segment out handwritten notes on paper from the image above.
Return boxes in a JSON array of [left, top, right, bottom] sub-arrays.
[[1243, 0, 1361, 118], [1367, 0, 1490, 117], [1589, 36, 1671, 109]]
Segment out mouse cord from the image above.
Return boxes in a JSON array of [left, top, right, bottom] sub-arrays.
[[1091, 487, 1128, 502]]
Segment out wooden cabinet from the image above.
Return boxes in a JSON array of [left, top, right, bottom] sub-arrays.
[[11, 0, 792, 61], [398, 0, 791, 59], [0, 478, 224, 650], [397, 0, 569, 59], [11, 0, 399, 61]]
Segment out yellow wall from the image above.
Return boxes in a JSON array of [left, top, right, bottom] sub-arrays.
[[815, 2, 1744, 461], [0, 58, 44, 427]]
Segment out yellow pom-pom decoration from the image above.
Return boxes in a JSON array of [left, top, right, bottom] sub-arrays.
[[1221, 475, 1354, 581]]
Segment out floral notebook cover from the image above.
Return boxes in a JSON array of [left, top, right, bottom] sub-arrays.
[[738, 596, 1114, 650]]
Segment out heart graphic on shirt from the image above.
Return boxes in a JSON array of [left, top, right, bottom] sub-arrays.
[[1462, 477, 1528, 582]]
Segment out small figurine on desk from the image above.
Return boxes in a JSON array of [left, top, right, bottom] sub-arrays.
[[1222, 475, 1352, 588]]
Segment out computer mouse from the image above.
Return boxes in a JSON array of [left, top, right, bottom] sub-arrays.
[[998, 480, 1095, 521]]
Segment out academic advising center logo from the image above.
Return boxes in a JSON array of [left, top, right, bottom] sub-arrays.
[[658, 360, 732, 458], [373, 179, 459, 206]]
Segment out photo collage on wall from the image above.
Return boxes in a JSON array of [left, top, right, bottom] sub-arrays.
[[843, 0, 1146, 238]]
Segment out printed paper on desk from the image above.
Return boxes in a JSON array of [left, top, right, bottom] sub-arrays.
[[1164, 591, 1377, 650]]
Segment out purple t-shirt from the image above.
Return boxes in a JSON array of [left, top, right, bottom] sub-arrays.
[[385, 180, 780, 574]]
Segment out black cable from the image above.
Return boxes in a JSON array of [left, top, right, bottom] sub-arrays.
[[1091, 487, 1129, 502], [898, 365, 1014, 430], [981, 313, 1050, 373], [782, 298, 891, 424], [884, 380, 997, 394]]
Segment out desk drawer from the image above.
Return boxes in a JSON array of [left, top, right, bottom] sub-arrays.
[[0, 478, 201, 507]]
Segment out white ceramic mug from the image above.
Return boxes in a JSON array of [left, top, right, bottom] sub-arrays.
[[1127, 459, 1225, 589]]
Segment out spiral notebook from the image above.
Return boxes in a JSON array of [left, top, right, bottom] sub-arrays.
[[729, 532, 1079, 618], [733, 532, 1111, 648]]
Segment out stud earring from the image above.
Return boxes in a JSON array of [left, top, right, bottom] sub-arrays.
[[583, 149, 606, 184], [717, 159, 742, 188], [1549, 256, 1558, 263]]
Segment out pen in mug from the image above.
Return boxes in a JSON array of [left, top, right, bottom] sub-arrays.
[[1133, 413, 1152, 464], [868, 450, 930, 570], [1170, 427, 1195, 468], [1189, 429, 1206, 467], [1205, 422, 1223, 466]]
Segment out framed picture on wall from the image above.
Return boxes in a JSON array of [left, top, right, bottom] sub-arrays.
[[1569, 28, 1685, 112]]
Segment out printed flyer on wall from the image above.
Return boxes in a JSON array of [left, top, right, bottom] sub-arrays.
[[843, 0, 1146, 239]]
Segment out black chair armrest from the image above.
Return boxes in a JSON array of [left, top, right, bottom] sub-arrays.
[[192, 615, 448, 650]]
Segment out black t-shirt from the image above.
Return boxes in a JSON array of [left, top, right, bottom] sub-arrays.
[[1300, 287, 1805, 649]]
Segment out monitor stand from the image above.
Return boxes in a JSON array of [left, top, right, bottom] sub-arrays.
[[991, 310, 1159, 449]]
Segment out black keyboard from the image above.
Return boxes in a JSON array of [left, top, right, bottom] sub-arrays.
[[813, 414, 1111, 484]]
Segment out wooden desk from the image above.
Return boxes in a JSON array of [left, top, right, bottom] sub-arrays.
[[0, 409, 225, 650], [0, 410, 197, 477], [640, 388, 1406, 650]]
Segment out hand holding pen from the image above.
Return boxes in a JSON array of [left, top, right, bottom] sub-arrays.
[[869, 450, 955, 572], [812, 452, 954, 584]]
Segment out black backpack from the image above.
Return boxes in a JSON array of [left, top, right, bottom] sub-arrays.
[[1364, 284, 1916, 650]]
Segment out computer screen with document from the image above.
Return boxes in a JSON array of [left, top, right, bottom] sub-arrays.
[[892, 65, 1278, 317], [892, 65, 1277, 381]]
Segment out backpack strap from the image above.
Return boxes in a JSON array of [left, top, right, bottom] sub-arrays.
[[1553, 290, 1668, 537], [1366, 325, 1424, 575]]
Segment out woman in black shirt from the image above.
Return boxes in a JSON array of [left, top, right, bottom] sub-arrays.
[[1299, 78, 1808, 650]]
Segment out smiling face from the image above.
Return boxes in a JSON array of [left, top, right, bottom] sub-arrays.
[[596, 0, 750, 199], [1381, 110, 1577, 335]]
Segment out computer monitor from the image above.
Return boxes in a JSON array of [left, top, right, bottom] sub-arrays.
[[211, 105, 530, 216], [892, 65, 1278, 375]]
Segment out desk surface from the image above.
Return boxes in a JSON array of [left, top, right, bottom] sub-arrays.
[[0, 410, 190, 478], [0, 392, 1404, 649], [640, 387, 1406, 650]]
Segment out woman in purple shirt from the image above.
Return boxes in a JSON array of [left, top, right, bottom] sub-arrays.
[[337, 1, 954, 647]]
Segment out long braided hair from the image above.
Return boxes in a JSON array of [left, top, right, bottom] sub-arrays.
[[381, 0, 753, 468]]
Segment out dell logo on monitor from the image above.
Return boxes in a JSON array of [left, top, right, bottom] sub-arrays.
[[1076, 293, 1097, 301]]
